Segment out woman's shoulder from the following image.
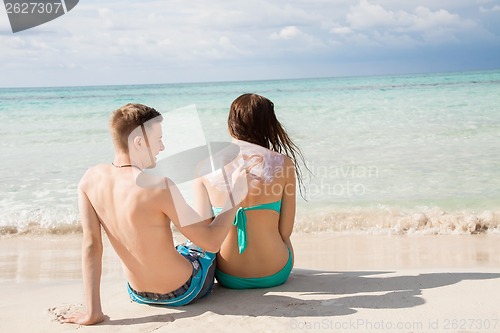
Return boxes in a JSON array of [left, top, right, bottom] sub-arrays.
[[235, 139, 285, 160]]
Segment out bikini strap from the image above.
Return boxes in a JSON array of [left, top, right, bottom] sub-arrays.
[[242, 199, 282, 213]]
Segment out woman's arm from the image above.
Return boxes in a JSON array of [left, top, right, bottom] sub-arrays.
[[278, 157, 296, 265]]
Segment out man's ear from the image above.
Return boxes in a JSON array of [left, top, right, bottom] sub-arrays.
[[132, 136, 143, 150]]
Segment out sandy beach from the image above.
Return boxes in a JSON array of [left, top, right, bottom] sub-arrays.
[[1, 232, 499, 333]]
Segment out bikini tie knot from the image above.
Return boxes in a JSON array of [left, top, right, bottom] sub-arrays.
[[234, 207, 247, 254]]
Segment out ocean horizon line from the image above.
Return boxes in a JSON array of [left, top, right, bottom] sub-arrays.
[[1, 67, 499, 90]]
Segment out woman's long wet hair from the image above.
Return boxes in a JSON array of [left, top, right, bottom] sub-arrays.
[[228, 93, 309, 199]]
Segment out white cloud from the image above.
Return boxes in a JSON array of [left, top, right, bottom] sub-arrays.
[[347, 0, 403, 29], [347, 0, 470, 33], [97, 7, 114, 28], [330, 25, 353, 36], [343, 0, 481, 45], [1, 36, 26, 48], [271, 26, 302, 40], [270, 25, 327, 52], [411, 7, 462, 31]]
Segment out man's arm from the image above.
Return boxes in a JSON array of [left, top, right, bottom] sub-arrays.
[[164, 166, 247, 252], [192, 177, 213, 225], [61, 180, 105, 325]]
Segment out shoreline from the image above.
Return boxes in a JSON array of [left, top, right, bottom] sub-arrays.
[[1, 232, 499, 282], [3, 205, 500, 237]]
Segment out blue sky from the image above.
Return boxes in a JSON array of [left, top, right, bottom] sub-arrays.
[[1, 0, 499, 87]]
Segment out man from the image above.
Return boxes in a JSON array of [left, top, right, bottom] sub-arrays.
[[61, 103, 244, 325]]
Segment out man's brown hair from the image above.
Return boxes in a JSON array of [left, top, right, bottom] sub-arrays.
[[109, 103, 162, 152]]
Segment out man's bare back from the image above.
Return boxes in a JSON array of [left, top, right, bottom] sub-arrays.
[[80, 164, 193, 293]]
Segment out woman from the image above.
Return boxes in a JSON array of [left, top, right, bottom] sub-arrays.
[[194, 93, 307, 289]]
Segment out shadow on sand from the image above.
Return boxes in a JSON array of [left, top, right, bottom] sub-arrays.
[[98, 269, 500, 326]]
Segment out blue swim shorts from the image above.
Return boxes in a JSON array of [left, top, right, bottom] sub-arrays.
[[127, 243, 216, 306]]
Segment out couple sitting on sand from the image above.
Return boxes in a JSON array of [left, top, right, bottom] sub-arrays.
[[62, 94, 306, 325]]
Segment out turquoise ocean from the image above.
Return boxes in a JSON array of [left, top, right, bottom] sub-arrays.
[[1, 70, 499, 235]]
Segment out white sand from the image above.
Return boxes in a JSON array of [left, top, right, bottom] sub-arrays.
[[1, 233, 499, 333]]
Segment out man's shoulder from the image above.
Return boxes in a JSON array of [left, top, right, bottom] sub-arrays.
[[82, 164, 109, 179], [78, 164, 109, 190], [135, 172, 170, 190]]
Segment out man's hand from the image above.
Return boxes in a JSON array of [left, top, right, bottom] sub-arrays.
[[228, 164, 248, 207], [59, 311, 105, 325]]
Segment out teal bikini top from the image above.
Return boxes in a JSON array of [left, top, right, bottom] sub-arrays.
[[212, 200, 282, 254]]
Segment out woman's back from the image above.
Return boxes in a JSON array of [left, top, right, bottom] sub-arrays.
[[197, 140, 296, 285]]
